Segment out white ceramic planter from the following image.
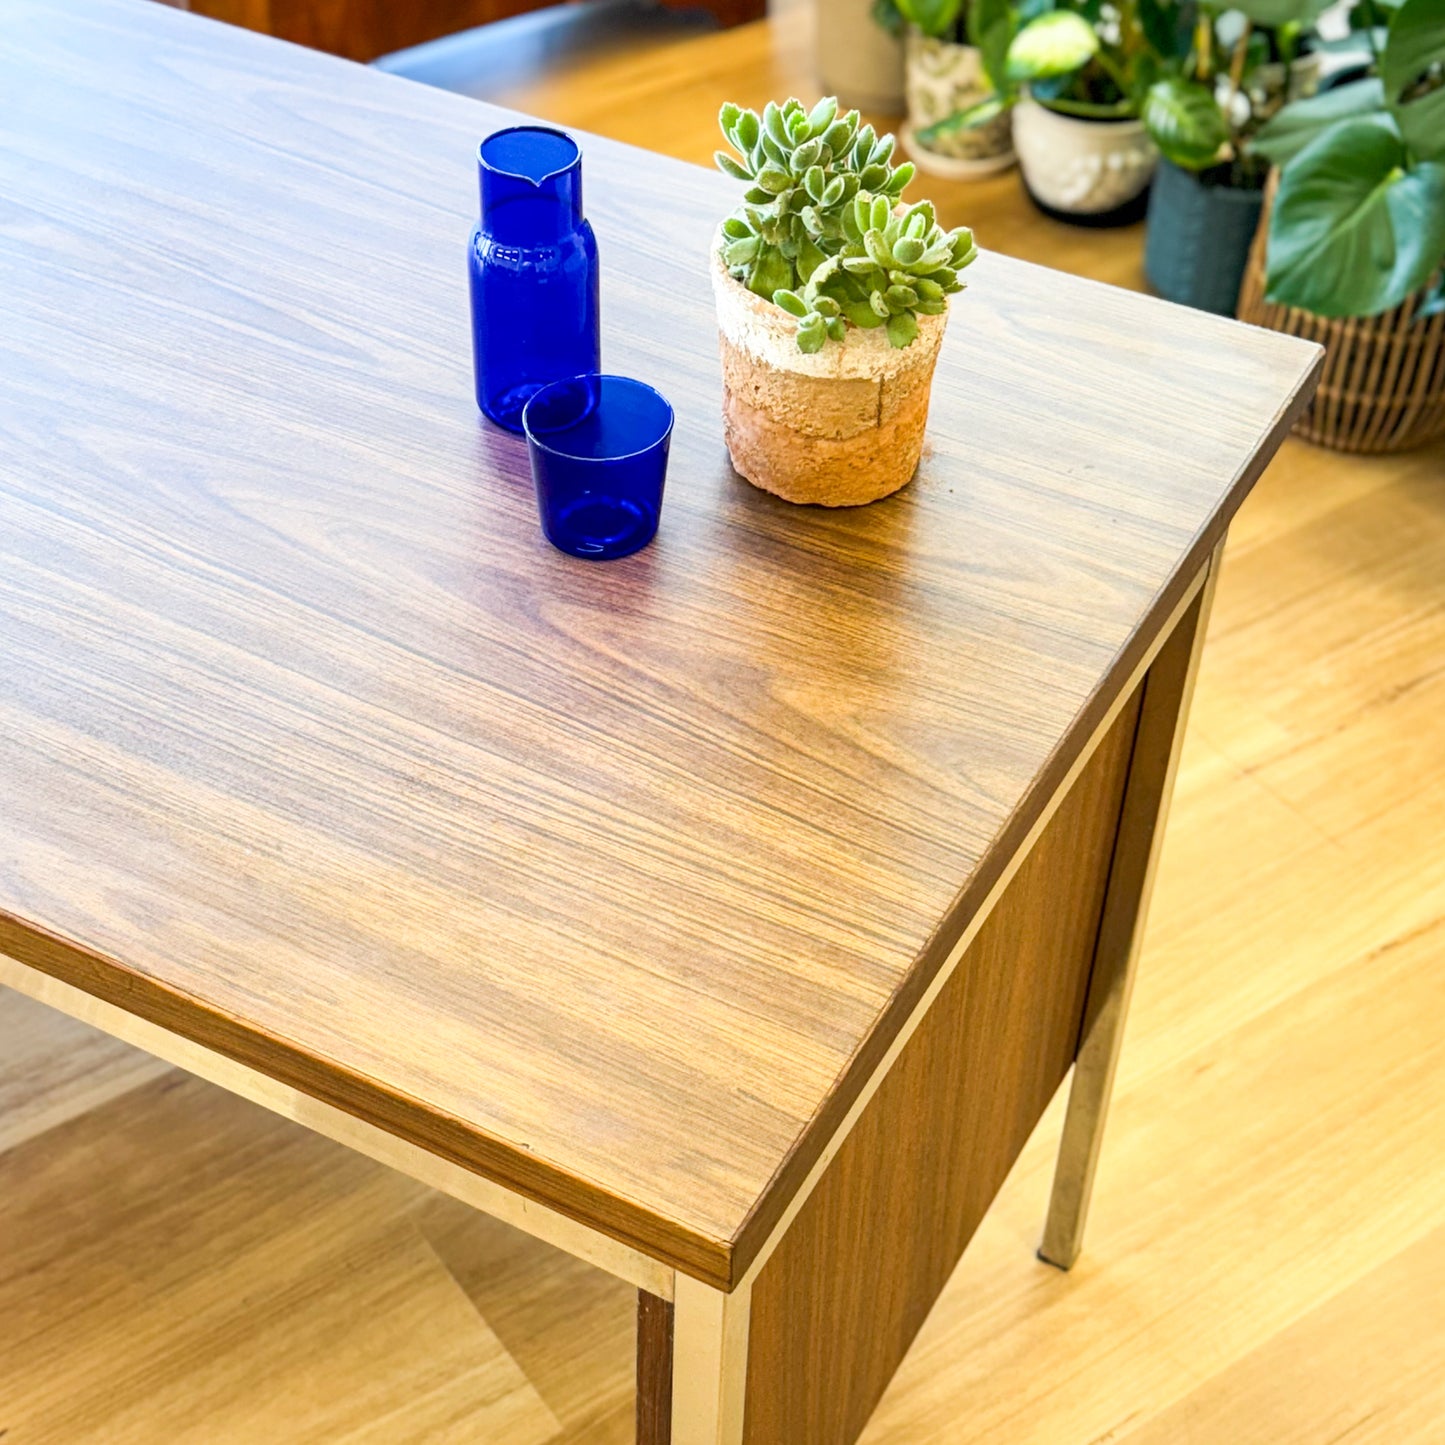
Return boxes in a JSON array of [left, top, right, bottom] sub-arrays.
[[1012, 98, 1156, 217], [901, 30, 1014, 180], [711, 246, 949, 507]]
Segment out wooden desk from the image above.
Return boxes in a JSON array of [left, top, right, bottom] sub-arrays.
[[0, 1, 1319, 1439]]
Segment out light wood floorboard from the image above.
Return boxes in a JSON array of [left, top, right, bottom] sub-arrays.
[[3, 4, 1443, 1440]]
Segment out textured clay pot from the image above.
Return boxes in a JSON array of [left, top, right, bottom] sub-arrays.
[[1012, 98, 1156, 223], [711, 250, 948, 507], [901, 31, 1015, 179]]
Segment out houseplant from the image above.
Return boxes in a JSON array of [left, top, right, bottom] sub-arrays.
[[921, 0, 1162, 222], [877, 0, 1016, 177], [1142, 0, 1326, 314], [1236, 0, 1445, 451], [712, 96, 978, 505]]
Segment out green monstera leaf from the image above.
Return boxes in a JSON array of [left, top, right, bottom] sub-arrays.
[[1252, 78, 1387, 168], [1006, 11, 1099, 83], [1143, 77, 1231, 170], [1382, 0, 1445, 162], [1266, 112, 1445, 317]]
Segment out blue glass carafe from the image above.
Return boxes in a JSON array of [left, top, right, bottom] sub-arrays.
[[469, 126, 601, 433]]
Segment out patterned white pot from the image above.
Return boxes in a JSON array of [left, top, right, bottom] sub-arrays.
[[901, 30, 1015, 179], [1012, 98, 1156, 217]]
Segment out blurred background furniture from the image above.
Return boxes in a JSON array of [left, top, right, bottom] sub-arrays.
[[187, 0, 763, 63]]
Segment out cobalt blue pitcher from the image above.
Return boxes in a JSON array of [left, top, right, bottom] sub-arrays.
[[469, 126, 601, 433]]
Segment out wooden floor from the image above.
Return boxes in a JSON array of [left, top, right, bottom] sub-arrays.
[[4, 4, 1444, 1441]]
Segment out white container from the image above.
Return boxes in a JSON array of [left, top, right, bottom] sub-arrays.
[[816, 0, 905, 114], [1011, 97, 1157, 217], [901, 30, 1014, 179]]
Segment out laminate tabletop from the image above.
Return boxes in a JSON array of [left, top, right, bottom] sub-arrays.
[[0, 0, 1320, 1286]]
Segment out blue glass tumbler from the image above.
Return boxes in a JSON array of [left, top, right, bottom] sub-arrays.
[[469, 126, 601, 433], [523, 375, 674, 561]]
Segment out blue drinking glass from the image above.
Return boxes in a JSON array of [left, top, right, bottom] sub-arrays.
[[523, 375, 674, 561], [469, 126, 601, 433]]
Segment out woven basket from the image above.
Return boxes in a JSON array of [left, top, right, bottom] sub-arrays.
[[1236, 176, 1445, 454]]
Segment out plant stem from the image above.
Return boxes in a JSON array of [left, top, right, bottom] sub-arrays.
[[1228, 19, 1254, 95]]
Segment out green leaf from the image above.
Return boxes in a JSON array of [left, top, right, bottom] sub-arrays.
[[969, 0, 1013, 91], [1142, 78, 1230, 171], [763, 101, 790, 149], [821, 177, 847, 207], [797, 236, 826, 282], [719, 102, 742, 140], [869, 194, 892, 231], [870, 289, 892, 318], [893, 236, 926, 265], [827, 317, 849, 342], [807, 96, 839, 136], [1252, 79, 1387, 168], [886, 283, 920, 307], [886, 161, 916, 193], [1137, 0, 1188, 61], [894, 0, 965, 36], [757, 167, 791, 194], [721, 216, 751, 240], [735, 110, 760, 150], [792, 138, 824, 173], [1229, 0, 1333, 26], [918, 95, 1011, 145], [844, 300, 885, 327], [722, 235, 760, 267], [747, 246, 793, 300], [1382, 0, 1445, 162], [796, 313, 827, 353], [865, 230, 895, 268], [773, 289, 809, 317], [1006, 12, 1099, 83], [887, 311, 920, 348], [1266, 113, 1445, 317], [715, 150, 752, 181]]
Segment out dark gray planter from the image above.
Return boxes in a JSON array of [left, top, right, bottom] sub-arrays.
[[1145, 161, 1265, 316]]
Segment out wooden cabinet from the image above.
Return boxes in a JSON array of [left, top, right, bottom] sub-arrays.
[[187, 0, 765, 63]]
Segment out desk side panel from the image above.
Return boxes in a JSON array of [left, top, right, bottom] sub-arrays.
[[741, 686, 1142, 1445]]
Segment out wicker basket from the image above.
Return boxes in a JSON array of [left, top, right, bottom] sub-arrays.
[[1237, 177, 1445, 454]]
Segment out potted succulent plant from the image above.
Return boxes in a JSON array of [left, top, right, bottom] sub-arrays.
[[925, 0, 1163, 223], [1142, 0, 1325, 314], [1236, 0, 1445, 452], [875, 0, 1016, 178], [711, 97, 978, 505]]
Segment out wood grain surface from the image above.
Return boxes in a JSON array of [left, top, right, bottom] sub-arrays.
[[743, 684, 1142, 1444], [0, 0, 1319, 1287], [636, 1291, 675, 1445]]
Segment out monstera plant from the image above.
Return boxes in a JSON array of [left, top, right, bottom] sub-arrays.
[[1251, 0, 1445, 318], [1234, 0, 1445, 454]]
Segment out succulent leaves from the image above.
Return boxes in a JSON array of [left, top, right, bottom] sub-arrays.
[[715, 96, 977, 350]]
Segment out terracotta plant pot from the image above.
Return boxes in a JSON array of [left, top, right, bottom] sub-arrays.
[[711, 250, 948, 507], [1012, 98, 1156, 225], [901, 30, 1014, 180]]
